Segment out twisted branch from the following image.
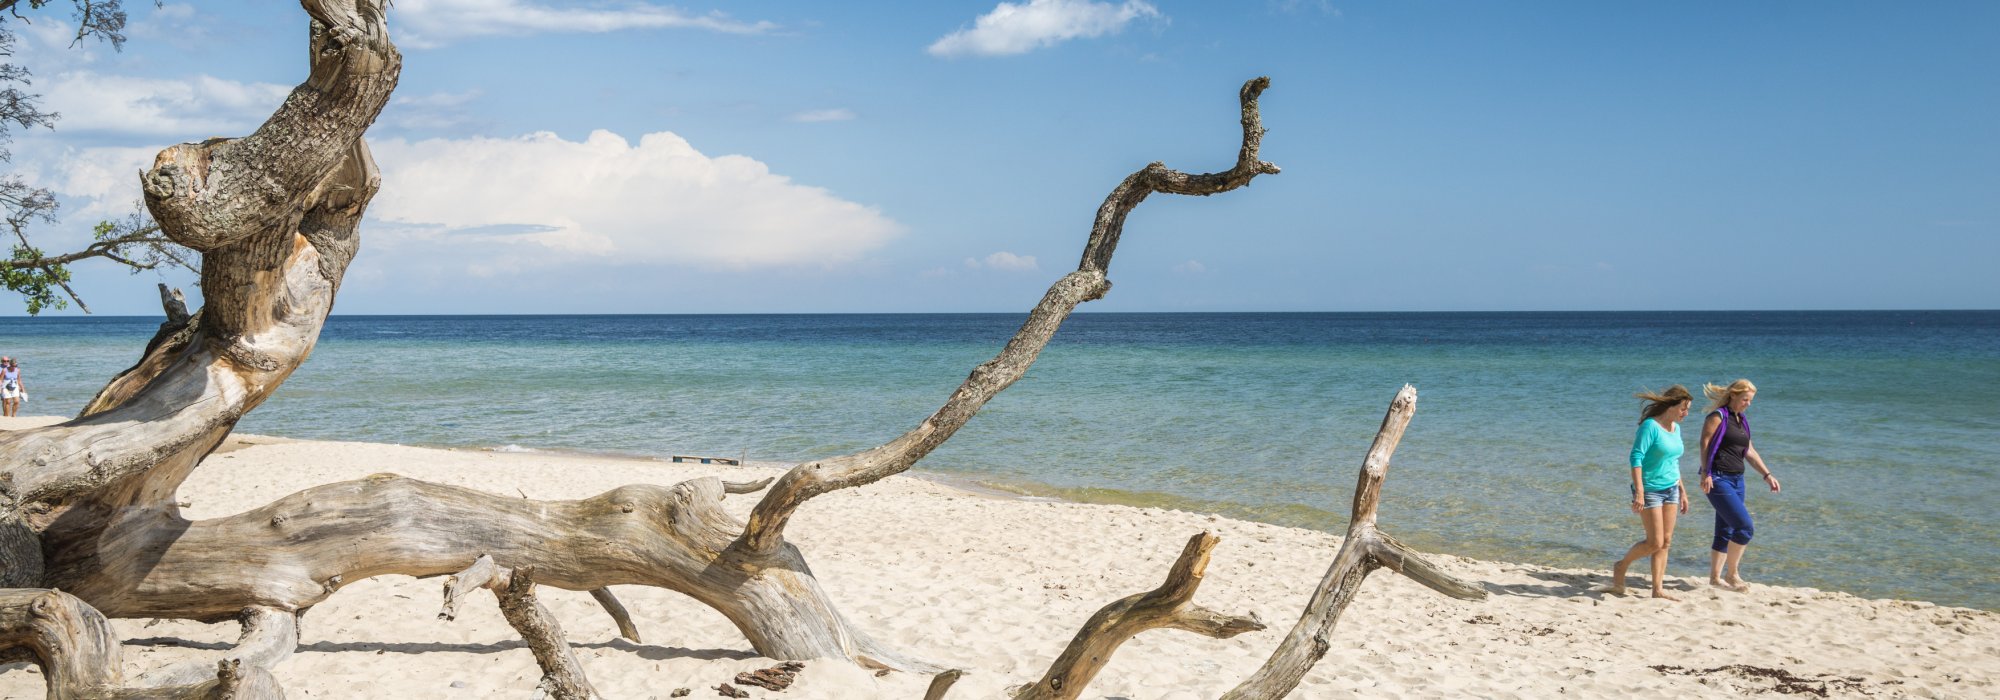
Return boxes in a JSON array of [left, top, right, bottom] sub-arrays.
[[1016, 532, 1264, 700], [1223, 386, 1488, 699], [732, 77, 1282, 557]]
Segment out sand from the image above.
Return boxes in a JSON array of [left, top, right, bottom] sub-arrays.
[[1, 415, 1994, 699]]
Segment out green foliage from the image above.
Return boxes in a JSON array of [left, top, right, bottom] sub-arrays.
[[3, 243, 68, 314]]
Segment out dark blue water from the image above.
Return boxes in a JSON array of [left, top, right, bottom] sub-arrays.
[[4, 311, 1997, 609]]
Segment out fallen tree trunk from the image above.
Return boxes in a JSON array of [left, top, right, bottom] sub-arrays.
[[0, 1, 1288, 694]]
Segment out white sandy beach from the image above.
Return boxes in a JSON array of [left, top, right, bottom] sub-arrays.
[[1, 415, 1993, 699]]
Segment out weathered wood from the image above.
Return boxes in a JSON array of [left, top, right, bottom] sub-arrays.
[[439, 554, 497, 621], [0, 5, 1293, 688], [133, 607, 296, 689], [44, 476, 934, 672], [923, 669, 966, 700], [495, 567, 600, 700], [1221, 386, 1488, 700], [587, 588, 641, 643], [5, 0, 396, 516], [733, 77, 1282, 558], [1016, 533, 1264, 700], [0, 589, 284, 699], [720, 478, 774, 495]]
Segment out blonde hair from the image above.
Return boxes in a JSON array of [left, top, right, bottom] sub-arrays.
[[1635, 385, 1693, 422], [1704, 379, 1758, 411]]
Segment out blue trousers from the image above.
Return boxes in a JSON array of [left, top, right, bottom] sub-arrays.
[[1707, 472, 1755, 551]]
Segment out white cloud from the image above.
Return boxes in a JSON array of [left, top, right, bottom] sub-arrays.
[[40, 70, 290, 136], [928, 0, 1162, 58], [789, 108, 856, 123], [367, 129, 901, 269], [1172, 259, 1206, 274], [393, 0, 777, 48], [964, 251, 1039, 271], [10, 143, 158, 222]]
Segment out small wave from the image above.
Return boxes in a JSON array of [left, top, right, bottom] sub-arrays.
[[487, 444, 538, 453]]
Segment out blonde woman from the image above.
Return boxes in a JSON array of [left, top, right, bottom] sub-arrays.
[[0, 357, 22, 418], [1609, 385, 1693, 600], [1700, 379, 1780, 592]]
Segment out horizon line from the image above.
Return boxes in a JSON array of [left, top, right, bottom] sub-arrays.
[[6, 308, 1999, 319]]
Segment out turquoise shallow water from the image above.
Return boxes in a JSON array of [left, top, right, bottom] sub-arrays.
[[3, 311, 1996, 610]]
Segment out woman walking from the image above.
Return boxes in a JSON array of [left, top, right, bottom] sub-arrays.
[[1700, 379, 1780, 592], [1610, 385, 1693, 600], [0, 357, 23, 418]]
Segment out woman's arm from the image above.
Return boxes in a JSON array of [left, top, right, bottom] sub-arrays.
[[1698, 414, 1721, 493], [1629, 423, 1652, 512], [1630, 467, 1646, 513], [1747, 443, 1781, 492]]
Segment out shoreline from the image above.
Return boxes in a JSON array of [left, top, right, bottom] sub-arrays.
[[232, 431, 2000, 613], [2, 416, 1995, 697], [6, 415, 1992, 613]]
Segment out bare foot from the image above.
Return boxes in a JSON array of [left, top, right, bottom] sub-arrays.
[[1651, 590, 1680, 601], [1726, 576, 1750, 590], [1609, 560, 1631, 591], [1710, 578, 1748, 593]]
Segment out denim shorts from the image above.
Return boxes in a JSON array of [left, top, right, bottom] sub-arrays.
[[1631, 484, 1681, 509]]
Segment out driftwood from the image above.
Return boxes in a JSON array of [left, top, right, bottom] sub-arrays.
[[1015, 532, 1264, 700], [1010, 386, 1487, 700], [0, 589, 285, 699], [0, 0, 1286, 693], [923, 669, 968, 700], [1222, 385, 1489, 699]]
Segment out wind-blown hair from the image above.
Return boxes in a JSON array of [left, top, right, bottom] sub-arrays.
[[1635, 385, 1693, 423], [1705, 378, 1758, 411]]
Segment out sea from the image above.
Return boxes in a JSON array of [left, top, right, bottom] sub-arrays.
[[3, 311, 1995, 610]]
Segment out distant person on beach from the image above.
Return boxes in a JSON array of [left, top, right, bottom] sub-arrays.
[[1609, 385, 1693, 600], [1, 357, 23, 417], [1699, 379, 1779, 592]]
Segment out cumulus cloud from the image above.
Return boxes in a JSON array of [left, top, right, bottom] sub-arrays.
[[1172, 259, 1206, 274], [366, 130, 901, 269], [928, 0, 1161, 57], [789, 108, 856, 123], [393, 0, 777, 48], [7, 143, 157, 221], [963, 251, 1039, 271], [39, 70, 291, 136]]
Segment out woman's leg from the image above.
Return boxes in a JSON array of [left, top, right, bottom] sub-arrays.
[[1613, 504, 1666, 594], [1706, 474, 1755, 590], [1651, 491, 1680, 600]]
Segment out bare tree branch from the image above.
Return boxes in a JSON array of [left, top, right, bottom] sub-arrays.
[[732, 77, 1283, 557], [1222, 386, 1488, 700], [1017, 532, 1264, 700]]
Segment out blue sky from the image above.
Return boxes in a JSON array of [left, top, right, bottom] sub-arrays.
[[7, 0, 1996, 315]]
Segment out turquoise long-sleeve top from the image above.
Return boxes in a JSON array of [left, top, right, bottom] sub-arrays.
[[1629, 419, 1685, 491]]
